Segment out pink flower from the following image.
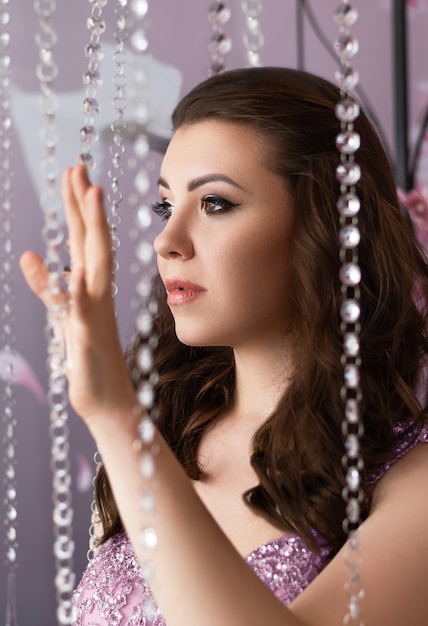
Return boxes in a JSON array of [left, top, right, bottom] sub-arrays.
[[398, 187, 428, 249]]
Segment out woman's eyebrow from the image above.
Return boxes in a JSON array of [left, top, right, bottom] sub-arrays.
[[157, 173, 244, 192]]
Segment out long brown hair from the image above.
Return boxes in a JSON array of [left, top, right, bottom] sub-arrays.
[[95, 67, 428, 556]]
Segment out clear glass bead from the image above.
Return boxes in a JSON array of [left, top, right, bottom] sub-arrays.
[[55, 568, 76, 593], [83, 69, 102, 86], [136, 241, 153, 265], [336, 130, 360, 155], [7, 506, 17, 521], [246, 15, 259, 33], [139, 417, 155, 443], [242, 0, 263, 18], [208, 2, 231, 25], [336, 162, 361, 185], [141, 488, 155, 513], [131, 29, 149, 53], [85, 42, 104, 61], [209, 33, 232, 56], [344, 363, 360, 389], [339, 262, 361, 286], [343, 332, 360, 357], [57, 605, 73, 625], [334, 34, 359, 60], [247, 50, 261, 66], [0, 9, 9, 25], [209, 60, 225, 75], [243, 29, 264, 53], [137, 205, 152, 229], [336, 97, 360, 123], [0, 31, 10, 46], [82, 97, 99, 116], [349, 594, 361, 619], [134, 102, 149, 125], [142, 561, 156, 585], [345, 398, 359, 423], [135, 170, 150, 195], [346, 497, 361, 524], [143, 594, 157, 619], [141, 452, 155, 478], [80, 125, 99, 143], [335, 66, 359, 91], [53, 507, 73, 526], [345, 433, 359, 458], [141, 527, 158, 549], [134, 135, 149, 157], [346, 466, 361, 491], [334, 2, 358, 27], [337, 193, 360, 218], [137, 276, 153, 298], [340, 298, 360, 323], [137, 311, 154, 336], [87, 16, 106, 36], [54, 536, 75, 560], [138, 381, 155, 408], [78, 152, 95, 170], [6, 547, 16, 562], [131, 0, 149, 17]]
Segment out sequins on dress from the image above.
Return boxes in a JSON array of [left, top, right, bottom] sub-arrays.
[[72, 421, 428, 625]]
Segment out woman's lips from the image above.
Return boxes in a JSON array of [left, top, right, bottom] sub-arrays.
[[164, 278, 207, 305]]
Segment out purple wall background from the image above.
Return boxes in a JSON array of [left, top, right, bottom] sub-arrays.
[[1, 1, 427, 623]]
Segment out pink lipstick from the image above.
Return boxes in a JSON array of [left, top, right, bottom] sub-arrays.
[[164, 278, 206, 305]]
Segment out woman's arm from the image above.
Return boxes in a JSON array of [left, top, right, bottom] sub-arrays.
[[20, 165, 428, 626]]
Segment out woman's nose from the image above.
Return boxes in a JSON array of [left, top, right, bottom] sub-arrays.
[[153, 210, 194, 261]]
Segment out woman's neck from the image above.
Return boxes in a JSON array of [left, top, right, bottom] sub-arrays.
[[229, 341, 292, 429]]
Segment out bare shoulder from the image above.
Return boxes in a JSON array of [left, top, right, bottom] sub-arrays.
[[290, 442, 428, 626], [372, 439, 428, 509]]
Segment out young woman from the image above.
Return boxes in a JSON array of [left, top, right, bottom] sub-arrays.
[[20, 67, 428, 625]]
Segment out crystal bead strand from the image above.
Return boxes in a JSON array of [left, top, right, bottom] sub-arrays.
[[86, 450, 101, 561], [334, 3, 365, 625], [107, 0, 128, 298], [241, 0, 264, 67], [79, 0, 107, 170], [127, 1, 159, 620], [0, 2, 18, 624], [207, 1, 231, 76], [87, 0, 129, 562], [34, 1, 75, 623]]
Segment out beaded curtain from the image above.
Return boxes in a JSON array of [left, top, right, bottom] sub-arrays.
[[0, 1, 427, 623]]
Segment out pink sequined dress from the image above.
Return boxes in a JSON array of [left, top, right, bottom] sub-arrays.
[[71, 421, 428, 625]]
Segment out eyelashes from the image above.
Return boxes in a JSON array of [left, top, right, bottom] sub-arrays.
[[152, 200, 173, 221], [151, 195, 239, 221]]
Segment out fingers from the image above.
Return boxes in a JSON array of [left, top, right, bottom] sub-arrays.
[[63, 165, 113, 298], [62, 166, 86, 273], [19, 250, 61, 309], [82, 184, 114, 295]]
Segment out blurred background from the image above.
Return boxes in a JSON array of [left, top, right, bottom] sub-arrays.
[[0, 1, 427, 623]]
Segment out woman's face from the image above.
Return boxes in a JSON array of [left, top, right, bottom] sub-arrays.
[[153, 120, 294, 350]]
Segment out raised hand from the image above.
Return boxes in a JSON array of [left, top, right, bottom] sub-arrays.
[[20, 165, 136, 426]]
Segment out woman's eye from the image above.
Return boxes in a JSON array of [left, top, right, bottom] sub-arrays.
[[152, 200, 174, 221], [201, 196, 239, 214]]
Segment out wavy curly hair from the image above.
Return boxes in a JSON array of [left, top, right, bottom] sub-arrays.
[[95, 67, 428, 558]]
